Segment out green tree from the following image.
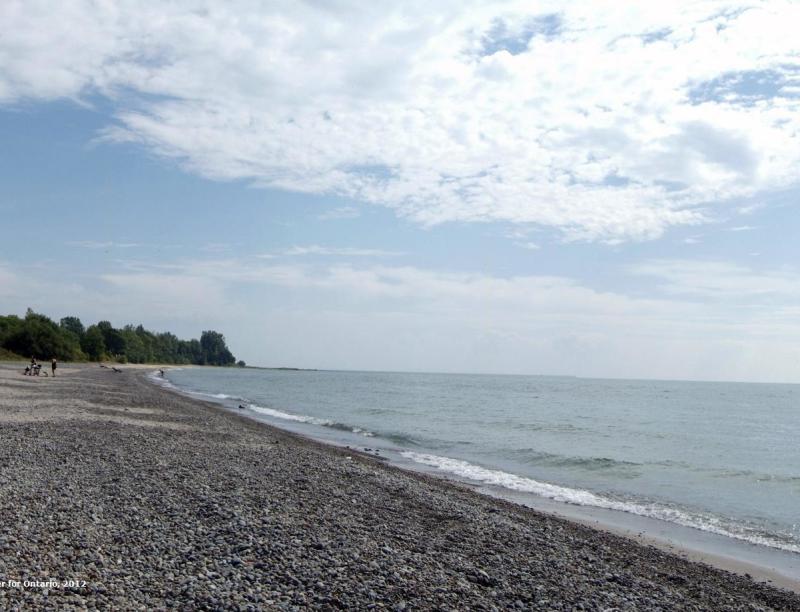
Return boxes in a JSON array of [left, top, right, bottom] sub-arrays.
[[133, 325, 156, 362], [155, 332, 181, 363], [59, 316, 85, 338], [0, 315, 23, 346], [81, 325, 106, 360], [121, 326, 147, 363], [200, 330, 235, 366], [3, 309, 82, 360], [97, 321, 126, 357], [2, 310, 238, 366], [179, 338, 202, 364]]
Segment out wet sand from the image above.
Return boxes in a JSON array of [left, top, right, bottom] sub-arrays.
[[0, 363, 798, 610]]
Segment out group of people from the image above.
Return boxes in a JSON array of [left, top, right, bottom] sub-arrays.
[[24, 357, 57, 377]]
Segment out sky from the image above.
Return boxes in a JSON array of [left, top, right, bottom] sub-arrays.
[[1, 1, 800, 382]]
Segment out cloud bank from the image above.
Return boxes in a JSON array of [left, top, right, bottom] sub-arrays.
[[2, 1, 800, 241], [6, 255, 800, 381]]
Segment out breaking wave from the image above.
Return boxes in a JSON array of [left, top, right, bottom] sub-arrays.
[[247, 404, 375, 437], [400, 451, 800, 554]]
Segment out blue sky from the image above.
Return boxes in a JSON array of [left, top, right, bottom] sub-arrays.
[[2, 1, 800, 381]]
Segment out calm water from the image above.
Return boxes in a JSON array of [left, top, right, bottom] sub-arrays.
[[159, 368, 800, 555]]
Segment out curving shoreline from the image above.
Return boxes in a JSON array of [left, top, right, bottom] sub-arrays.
[[1, 363, 799, 610]]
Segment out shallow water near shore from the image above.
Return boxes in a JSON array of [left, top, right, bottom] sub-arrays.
[[158, 367, 800, 578]]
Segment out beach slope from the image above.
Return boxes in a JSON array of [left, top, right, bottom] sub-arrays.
[[0, 364, 798, 610]]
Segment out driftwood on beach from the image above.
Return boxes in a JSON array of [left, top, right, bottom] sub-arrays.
[[0, 364, 798, 610]]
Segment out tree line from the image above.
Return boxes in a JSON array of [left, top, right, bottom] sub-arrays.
[[0, 309, 241, 366]]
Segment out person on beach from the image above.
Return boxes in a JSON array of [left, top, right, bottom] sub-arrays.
[[51, 358, 57, 377]]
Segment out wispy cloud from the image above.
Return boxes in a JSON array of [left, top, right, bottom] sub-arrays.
[[317, 206, 360, 221], [258, 245, 404, 258], [8, 256, 800, 380], [66, 241, 142, 249], [200, 242, 233, 253], [631, 259, 800, 300], [727, 225, 757, 232], [737, 203, 766, 215], [4, 2, 800, 242], [81, 257, 693, 319]]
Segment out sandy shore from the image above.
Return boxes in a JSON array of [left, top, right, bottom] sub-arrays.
[[1, 364, 799, 610]]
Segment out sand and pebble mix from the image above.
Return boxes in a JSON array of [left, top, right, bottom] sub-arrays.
[[0, 363, 798, 610]]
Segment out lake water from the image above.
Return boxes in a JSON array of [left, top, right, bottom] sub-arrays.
[[157, 367, 800, 562]]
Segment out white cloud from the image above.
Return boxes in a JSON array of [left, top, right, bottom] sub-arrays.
[[99, 272, 236, 320], [282, 245, 403, 257], [96, 258, 800, 380], [66, 241, 142, 249], [0, 259, 237, 331], [255, 245, 403, 258], [3, 1, 800, 243], [0, 262, 90, 311], [7, 256, 800, 380], [737, 202, 766, 215], [199, 242, 235, 253], [317, 206, 361, 221], [631, 259, 800, 300], [0, 264, 26, 299]]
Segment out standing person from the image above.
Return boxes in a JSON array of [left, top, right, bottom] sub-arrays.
[[51, 358, 57, 377]]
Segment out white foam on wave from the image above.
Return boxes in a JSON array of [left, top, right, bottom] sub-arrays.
[[247, 404, 376, 436], [401, 451, 800, 554], [208, 392, 246, 401], [148, 371, 376, 437], [249, 404, 334, 427], [148, 371, 254, 408], [148, 370, 178, 390]]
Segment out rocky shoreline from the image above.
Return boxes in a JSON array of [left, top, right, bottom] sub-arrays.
[[0, 364, 798, 610]]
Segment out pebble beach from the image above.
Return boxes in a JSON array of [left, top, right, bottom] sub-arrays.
[[1, 363, 799, 611]]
